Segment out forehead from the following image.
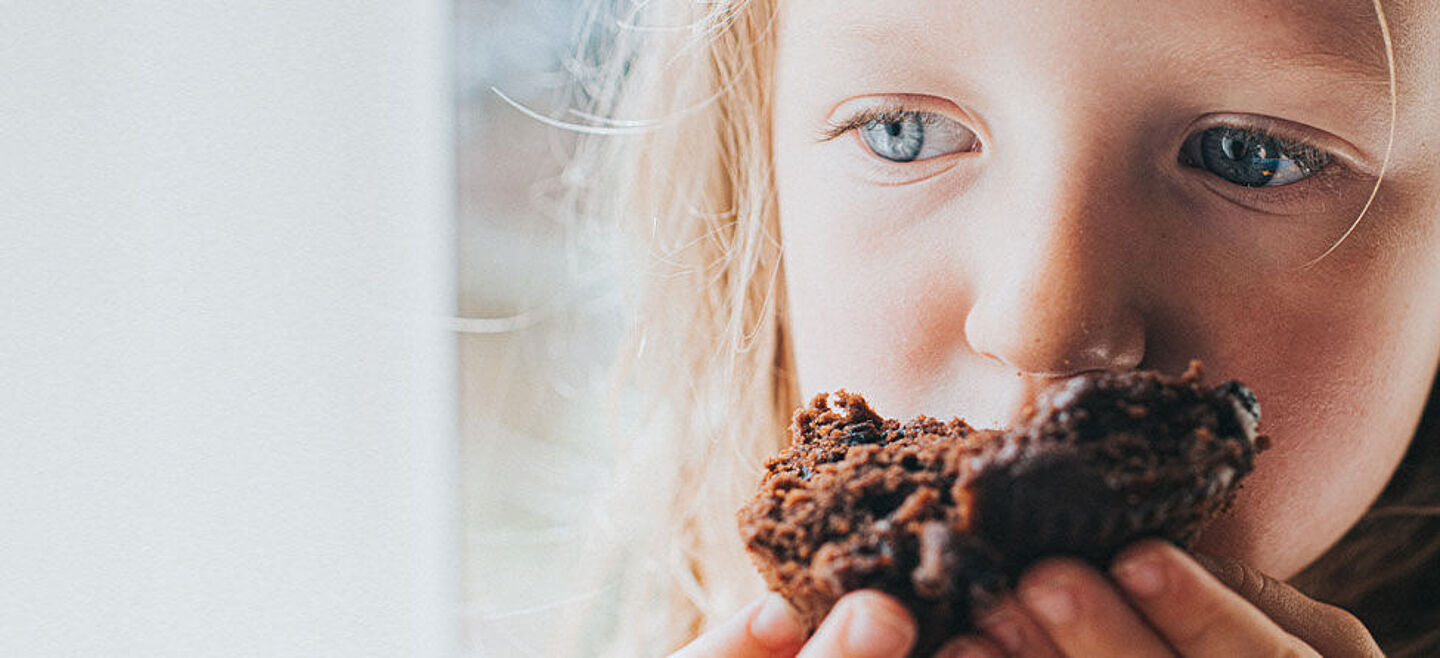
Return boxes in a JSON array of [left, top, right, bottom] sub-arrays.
[[779, 0, 1390, 82]]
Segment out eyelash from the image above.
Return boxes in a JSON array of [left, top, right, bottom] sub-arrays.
[[1179, 125, 1330, 167], [820, 106, 955, 143]]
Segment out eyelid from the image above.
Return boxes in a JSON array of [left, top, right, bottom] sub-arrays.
[[1188, 159, 1364, 216], [819, 94, 983, 144]]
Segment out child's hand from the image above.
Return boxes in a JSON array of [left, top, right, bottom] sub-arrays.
[[670, 590, 917, 658], [951, 539, 1384, 657], [671, 539, 1383, 658]]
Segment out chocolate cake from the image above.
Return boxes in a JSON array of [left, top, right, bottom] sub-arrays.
[[736, 362, 1265, 656]]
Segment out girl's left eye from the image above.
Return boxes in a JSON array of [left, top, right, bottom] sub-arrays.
[[1180, 126, 1332, 187], [856, 112, 979, 162]]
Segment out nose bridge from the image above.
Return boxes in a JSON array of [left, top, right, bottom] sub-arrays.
[[963, 139, 1146, 376]]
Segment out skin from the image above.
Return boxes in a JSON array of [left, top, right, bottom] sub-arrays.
[[679, 0, 1440, 655]]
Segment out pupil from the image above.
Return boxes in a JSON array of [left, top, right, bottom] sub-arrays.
[[885, 122, 903, 137], [1221, 135, 1249, 160]]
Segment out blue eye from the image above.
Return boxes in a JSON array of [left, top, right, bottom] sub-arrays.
[[857, 112, 978, 163], [1183, 127, 1330, 187], [861, 117, 924, 162]]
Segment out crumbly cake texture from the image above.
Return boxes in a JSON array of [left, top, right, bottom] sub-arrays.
[[736, 362, 1266, 657]]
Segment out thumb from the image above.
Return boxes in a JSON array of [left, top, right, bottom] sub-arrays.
[[1193, 552, 1383, 657]]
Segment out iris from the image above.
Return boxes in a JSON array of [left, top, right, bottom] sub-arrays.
[[1192, 127, 1329, 187], [860, 115, 927, 162]]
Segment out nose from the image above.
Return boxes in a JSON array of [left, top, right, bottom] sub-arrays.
[[963, 179, 1145, 377]]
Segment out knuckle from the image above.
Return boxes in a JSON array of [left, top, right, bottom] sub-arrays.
[[1197, 552, 1272, 603], [1231, 559, 1271, 602], [1218, 556, 1287, 608]]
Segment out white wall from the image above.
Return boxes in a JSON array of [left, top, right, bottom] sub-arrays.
[[0, 2, 459, 656]]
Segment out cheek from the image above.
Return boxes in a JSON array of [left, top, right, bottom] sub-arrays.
[[1194, 352, 1427, 578], [1191, 205, 1440, 577], [777, 187, 972, 414], [774, 124, 1035, 425]]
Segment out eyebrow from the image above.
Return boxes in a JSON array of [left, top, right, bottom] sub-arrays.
[[1220, 46, 1391, 88], [831, 13, 1392, 87]]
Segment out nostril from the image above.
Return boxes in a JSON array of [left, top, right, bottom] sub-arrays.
[[970, 340, 1143, 380], [977, 350, 1007, 367]]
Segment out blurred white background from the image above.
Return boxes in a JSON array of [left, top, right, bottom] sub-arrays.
[[1, 1, 605, 655], [457, 1, 630, 656]]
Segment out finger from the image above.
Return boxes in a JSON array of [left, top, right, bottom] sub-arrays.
[[669, 593, 806, 658], [796, 590, 917, 658], [972, 596, 1066, 658], [934, 633, 1007, 658], [1016, 557, 1174, 657], [1193, 551, 1384, 657], [1110, 541, 1319, 658]]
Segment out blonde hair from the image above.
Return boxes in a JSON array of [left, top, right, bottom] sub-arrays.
[[556, 1, 789, 654], [556, 0, 1440, 655]]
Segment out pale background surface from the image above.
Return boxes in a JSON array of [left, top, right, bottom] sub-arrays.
[[0, 2, 459, 656], [0, 1, 604, 655]]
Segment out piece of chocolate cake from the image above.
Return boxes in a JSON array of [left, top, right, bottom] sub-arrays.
[[736, 362, 1265, 656]]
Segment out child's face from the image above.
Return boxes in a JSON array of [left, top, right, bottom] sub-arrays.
[[773, 0, 1440, 578]]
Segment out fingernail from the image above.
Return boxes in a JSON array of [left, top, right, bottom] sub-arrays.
[[977, 613, 1023, 653], [1021, 579, 1076, 625], [750, 593, 804, 649], [843, 595, 916, 657], [936, 637, 997, 658], [1113, 553, 1167, 598]]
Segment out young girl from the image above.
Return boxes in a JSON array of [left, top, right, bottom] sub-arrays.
[[554, 0, 1440, 655]]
